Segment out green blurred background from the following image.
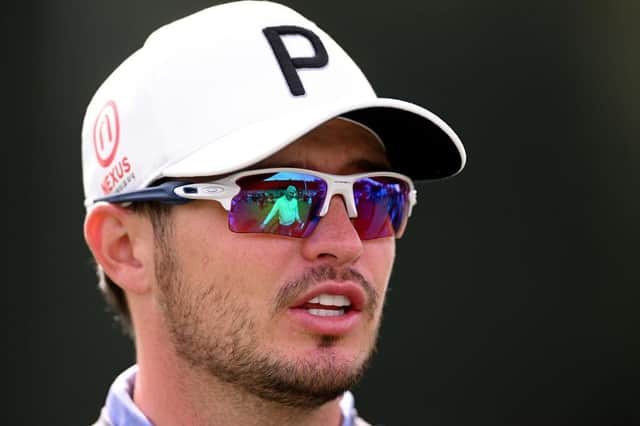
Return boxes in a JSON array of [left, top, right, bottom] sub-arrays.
[[5, 1, 639, 425]]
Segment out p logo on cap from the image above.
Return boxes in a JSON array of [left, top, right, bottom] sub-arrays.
[[263, 26, 329, 96]]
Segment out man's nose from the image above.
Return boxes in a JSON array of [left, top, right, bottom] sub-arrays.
[[301, 195, 363, 265]]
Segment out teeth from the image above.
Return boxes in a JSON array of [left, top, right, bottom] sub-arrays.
[[308, 294, 351, 307], [307, 308, 345, 317]]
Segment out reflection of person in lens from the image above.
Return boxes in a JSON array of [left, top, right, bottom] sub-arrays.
[[260, 185, 301, 231]]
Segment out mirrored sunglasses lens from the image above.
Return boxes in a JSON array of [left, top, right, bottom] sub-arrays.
[[353, 176, 410, 240], [229, 171, 327, 237]]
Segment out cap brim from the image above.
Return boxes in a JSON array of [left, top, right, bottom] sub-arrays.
[[160, 97, 465, 183]]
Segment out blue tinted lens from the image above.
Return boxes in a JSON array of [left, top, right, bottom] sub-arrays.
[[352, 176, 410, 240]]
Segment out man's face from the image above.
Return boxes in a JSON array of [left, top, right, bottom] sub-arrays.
[[154, 118, 396, 407], [285, 186, 297, 200]]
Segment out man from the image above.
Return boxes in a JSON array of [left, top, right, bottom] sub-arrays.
[[82, 1, 466, 425], [260, 184, 302, 232]]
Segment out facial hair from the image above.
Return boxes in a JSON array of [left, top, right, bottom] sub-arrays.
[[155, 234, 382, 409]]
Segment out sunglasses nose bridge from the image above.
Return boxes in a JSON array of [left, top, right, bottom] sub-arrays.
[[318, 180, 357, 218]]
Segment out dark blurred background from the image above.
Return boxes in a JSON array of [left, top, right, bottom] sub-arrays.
[[5, 1, 639, 425]]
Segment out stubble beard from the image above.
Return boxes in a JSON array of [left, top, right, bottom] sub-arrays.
[[155, 239, 381, 409]]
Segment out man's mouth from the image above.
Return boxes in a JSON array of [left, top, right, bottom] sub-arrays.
[[287, 283, 366, 335], [298, 294, 352, 317]]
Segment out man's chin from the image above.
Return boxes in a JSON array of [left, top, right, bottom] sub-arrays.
[[281, 335, 371, 372], [247, 347, 370, 409]]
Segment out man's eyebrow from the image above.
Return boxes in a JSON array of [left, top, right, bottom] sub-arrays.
[[344, 158, 392, 172], [263, 161, 304, 169], [350, 158, 391, 172]]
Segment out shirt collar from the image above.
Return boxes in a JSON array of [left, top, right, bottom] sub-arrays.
[[105, 365, 152, 426], [339, 390, 358, 426]]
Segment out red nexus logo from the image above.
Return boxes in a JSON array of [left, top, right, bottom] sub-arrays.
[[101, 157, 133, 194]]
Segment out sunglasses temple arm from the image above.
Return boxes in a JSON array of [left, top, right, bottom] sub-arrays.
[[93, 181, 190, 205]]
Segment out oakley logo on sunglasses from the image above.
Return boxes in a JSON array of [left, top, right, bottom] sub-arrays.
[[201, 185, 225, 194], [263, 25, 329, 96]]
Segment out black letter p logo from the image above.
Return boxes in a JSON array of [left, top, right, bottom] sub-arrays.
[[263, 26, 329, 96]]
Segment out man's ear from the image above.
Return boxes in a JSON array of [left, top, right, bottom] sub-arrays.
[[84, 204, 152, 294]]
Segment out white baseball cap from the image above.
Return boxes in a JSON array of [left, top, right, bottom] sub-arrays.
[[81, 0, 466, 207]]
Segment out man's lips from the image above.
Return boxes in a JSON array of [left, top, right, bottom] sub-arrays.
[[290, 282, 366, 312], [285, 282, 368, 335]]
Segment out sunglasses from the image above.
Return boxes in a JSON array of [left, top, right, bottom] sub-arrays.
[[94, 168, 417, 240]]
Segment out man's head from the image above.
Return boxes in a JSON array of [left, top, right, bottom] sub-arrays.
[[82, 0, 465, 408], [285, 185, 297, 200]]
